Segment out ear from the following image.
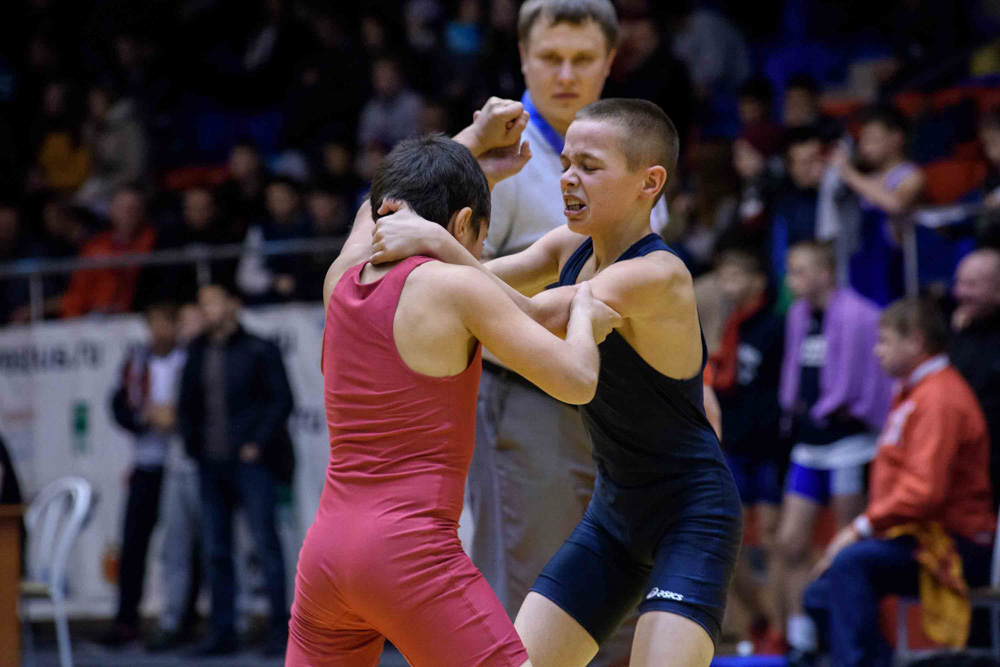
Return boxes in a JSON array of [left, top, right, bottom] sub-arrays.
[[639, 165, 668, 202], [603, 47, 618, 76], [448, 207, 474, 239], [518, 41, 529, 77]]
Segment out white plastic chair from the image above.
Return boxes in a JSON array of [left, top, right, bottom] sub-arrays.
[[20, 476, 93, 667], [896, 509, 1000, 665]]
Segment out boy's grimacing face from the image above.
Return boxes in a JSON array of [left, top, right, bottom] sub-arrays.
[[559, 119, 652, 235]]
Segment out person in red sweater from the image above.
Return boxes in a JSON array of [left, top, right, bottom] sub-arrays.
[[798, 298, 995, 667], [62, 185, 156, 318]]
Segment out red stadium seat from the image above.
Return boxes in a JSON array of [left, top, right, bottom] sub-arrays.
[[973, 87, 1000, 114], [922, 159, 988, 205], [162, 165, 230, 191], [930, 87, 969, 111], [819, 96, 865, 120], [893, 91, 928, 118]]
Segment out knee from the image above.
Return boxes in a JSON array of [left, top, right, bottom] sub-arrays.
[[777, 531, 811, 566]]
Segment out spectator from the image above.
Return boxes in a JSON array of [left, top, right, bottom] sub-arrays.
[[29, 80, 91, 194], [978, 107, 1000, 247], [237, 176, 310, 302], [673, 141, 741, 275], [738, 75, 775, 129], [140, 186, 237, 308], [0, 201, 43, 324], [315, 140, 362, 205], [147, 302, 205, 652], [802, 298, 995, 667], [61, 185, 156, 318], [782, 73, 839, 140], [603, 12, 694, 146], [725, 123, 784, 251], [177, 283, 294, 656], [707, 248, 786, 653], [76, 80, 149, 217], [34, 195, 90, 319], [950, 248, 1000, 504], [297, 182, 350, 307], [832, 106, 925, 306], [217, 141, 268, 240], [769, 128, 828, 280], [100, 302, 186, 647], [775, 241, 893, 662], [669, 1, 751, 102], [357, 56, 424, 150]]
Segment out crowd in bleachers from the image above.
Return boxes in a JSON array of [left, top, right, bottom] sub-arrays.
[[0, 1, 997, 322], [2, 0, 1000, 663]]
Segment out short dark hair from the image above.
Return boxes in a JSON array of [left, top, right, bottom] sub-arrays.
[[518, 0, 619, 51], [863, 105, 908, 136], [266, 175, 303, 194], [145, 302, 179, 321], [786, 72, 820, 96], [717, 248, 766, 276], [574, 99, 679, 204], [739, 75, 774, 104], [880, 298, 949, 354], [784, 126, 823, 152], [370, 134, 491, 233], [789, 240, 836, 273]]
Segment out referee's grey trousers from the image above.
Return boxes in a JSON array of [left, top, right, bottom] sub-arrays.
[[468, 366, 635, 666]]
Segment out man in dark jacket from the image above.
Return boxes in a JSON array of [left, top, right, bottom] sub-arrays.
[[950, 248, 1000, 504], [178, 283, 294, 656]]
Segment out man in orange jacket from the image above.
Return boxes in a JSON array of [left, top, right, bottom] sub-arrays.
[[798, 298, 995, 667]]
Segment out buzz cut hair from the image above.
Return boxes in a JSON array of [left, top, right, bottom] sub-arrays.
[[517, 0, 619, 52], [574, 98, 679, 204], [880, 298, 949, 355]]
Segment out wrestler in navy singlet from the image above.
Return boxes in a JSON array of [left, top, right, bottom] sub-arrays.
[[531, 233, 742, 645]]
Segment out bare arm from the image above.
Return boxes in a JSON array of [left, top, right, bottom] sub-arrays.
[[323, 199, 377, 312], [587, 253, 704, 379], [839, 164, 925, 216], [452, 269, 619, 404]]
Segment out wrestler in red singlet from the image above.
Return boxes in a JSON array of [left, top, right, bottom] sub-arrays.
[[286, 256, 528, 667]]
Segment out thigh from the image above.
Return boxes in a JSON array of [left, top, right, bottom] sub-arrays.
[[528, 512, 648, 650], [641, 512, 742, 646], [630, 611, 714, 667], [380, 553, 529, 667], [785, 462, 830, 505], [199, 466, 235, 553], [830, 465, 867, 527], [778, 490, 823, 558], [516, 592, 598, 667], [287, 607, 385, 667], [829, 537, 919, 598]]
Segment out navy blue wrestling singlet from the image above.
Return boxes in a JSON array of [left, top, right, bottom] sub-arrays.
[[530, 233, 742, 645]]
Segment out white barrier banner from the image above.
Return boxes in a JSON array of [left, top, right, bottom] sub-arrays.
[[0, 303, 329, 617]]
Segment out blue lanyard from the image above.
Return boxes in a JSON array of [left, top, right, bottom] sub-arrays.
[[521, 91, 565, 155]]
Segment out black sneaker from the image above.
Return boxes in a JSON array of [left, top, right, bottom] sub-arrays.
[[190, 631, 239, 656]]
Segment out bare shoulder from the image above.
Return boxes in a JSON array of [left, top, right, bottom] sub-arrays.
[[405, 261, 493, 299], [548, 225, 590, 261]]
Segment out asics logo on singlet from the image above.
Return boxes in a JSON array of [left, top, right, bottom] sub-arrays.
[[646, 587, 684, 601]]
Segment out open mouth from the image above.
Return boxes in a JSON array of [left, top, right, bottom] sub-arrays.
[[563, 195, 587, 216]]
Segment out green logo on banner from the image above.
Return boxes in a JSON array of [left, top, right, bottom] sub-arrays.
[[72, 401, 89, 455]]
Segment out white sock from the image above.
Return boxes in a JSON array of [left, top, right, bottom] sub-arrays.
[[787, 614, 818, 652]]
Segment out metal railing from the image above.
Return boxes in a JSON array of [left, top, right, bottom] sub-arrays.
[[0, 236, 347, 322], [0, 203, 987, 323]]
